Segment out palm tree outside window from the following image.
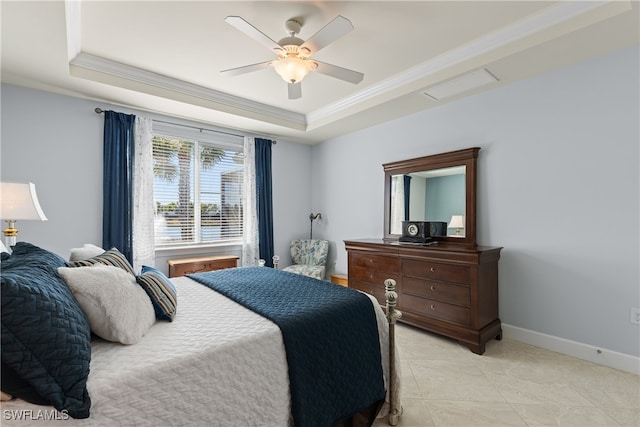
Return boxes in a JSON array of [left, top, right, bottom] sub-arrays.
[[152, 134, 244, 247]]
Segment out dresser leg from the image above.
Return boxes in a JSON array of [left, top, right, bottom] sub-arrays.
[[464, 342, 485, 355]]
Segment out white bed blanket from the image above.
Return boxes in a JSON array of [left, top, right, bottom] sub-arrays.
[[1, 277, 398, 426]]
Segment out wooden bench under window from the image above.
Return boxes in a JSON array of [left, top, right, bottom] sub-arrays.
[[167, 255, 239, 278]]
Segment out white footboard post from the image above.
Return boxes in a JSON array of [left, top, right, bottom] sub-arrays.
[[384, 278, 402, 426]]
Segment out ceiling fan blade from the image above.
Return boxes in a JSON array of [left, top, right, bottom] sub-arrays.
[[221, 61, 273, 77], [225, 16, 284, 54], [288, 82, 302, 100], [314, 61, 364, 84], [300, 15, 354, 55]]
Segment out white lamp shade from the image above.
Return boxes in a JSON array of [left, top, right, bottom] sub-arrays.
[[448, 215, 465, 229], [0, 182, 48, 221]]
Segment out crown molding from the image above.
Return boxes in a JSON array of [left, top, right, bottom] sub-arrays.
[[307, 0, 617, 125], [64, 0, 82, 62], [65, 0, 622, 133], [64, 1, 306, 130], [69, 53, 307, 131]]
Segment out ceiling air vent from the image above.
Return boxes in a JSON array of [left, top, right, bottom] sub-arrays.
[[423, 68, 498, 101]]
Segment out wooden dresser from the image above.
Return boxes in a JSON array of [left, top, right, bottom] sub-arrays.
[[345, 239, 502, 354], [167, 255, 239, 278]]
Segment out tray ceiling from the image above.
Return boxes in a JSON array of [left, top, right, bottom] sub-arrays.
[[1, 1, 638, 144]]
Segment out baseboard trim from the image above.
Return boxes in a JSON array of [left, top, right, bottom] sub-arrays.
[[502, 324, 639, 375]]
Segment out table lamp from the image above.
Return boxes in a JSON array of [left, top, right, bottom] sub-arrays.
[[448, 215, 465, 237], [0, 182, 48, 250]]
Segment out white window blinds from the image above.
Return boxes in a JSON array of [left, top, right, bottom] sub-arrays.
[[152, 122, 244, 247]]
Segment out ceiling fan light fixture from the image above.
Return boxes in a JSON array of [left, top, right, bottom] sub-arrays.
[[223, 15, 362, 98], [273, 56, 316, 84]]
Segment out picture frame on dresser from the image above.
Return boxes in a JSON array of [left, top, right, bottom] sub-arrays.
[[346, 147, 503, 354]]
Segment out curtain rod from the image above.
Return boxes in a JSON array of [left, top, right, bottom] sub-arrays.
[[94, 107, 276, 144]]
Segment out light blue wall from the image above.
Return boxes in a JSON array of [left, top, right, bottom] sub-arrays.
[[425, 174, 465, 223], [0, 86, 103, 258], [311, 45, 639, 357]]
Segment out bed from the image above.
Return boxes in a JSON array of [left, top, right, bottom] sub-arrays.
[[1, 242, 401, 426]]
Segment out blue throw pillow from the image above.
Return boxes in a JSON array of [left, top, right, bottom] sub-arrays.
[[1, 242, 92, 418], [65, 247, 135, 275], [137, 265, 177, 321]]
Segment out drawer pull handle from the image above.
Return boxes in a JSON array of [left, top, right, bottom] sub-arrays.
[[430, 304, 436, 310], [430, 267, 436, 272], [430, 285, 436, 291]]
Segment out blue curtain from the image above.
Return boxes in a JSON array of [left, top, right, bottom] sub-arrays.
[[255, 138, 274, 267], [102, 111, 136, 262], [403, 175, 412, 221]]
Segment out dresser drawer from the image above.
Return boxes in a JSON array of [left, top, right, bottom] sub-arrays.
[[403, 259, 470, 285], [349, 252, 400, 306], [403, 293, 470, 326], [350, 253, 400, 273], [168, 255, 239, 278], [349, 267, 399, 287], [403, 276, 470, 306], [350, 280, 387, 306]]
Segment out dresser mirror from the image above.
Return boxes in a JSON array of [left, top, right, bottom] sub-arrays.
[[383, 147, 479, 246]]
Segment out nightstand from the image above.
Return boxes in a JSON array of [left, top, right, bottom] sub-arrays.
[[330, 273, 348, 287]]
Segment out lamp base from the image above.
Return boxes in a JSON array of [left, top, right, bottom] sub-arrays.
[[3, 220, 18, 250]]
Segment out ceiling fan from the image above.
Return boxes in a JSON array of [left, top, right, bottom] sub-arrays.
[[221, 15, 364, 99]]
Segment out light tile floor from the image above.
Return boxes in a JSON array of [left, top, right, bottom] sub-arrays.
[[374, 324, 640, 427]]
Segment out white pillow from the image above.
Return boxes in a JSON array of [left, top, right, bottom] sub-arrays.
[[69, 243, 105, 261], [58, 264, 155, 344]]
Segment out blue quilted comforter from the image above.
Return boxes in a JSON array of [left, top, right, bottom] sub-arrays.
[[189, 267, 385, 427], [1, 243, 92, 418]]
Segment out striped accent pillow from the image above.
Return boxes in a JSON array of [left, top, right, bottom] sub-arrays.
[[136, 266, 177, 321], [65, 248, 135, 276]]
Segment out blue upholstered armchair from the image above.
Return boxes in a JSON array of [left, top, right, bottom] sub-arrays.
[[282, 239, 329, 280]]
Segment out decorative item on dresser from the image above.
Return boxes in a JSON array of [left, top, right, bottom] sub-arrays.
[[346, 147, 503, 355], [167, 254, 239, 277]]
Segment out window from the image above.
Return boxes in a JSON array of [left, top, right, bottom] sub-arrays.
[[152, 122, 244, 247], [389, 175, 404, 235]]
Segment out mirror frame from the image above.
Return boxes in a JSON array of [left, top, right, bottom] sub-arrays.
[[383, 147, 480, 246]]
